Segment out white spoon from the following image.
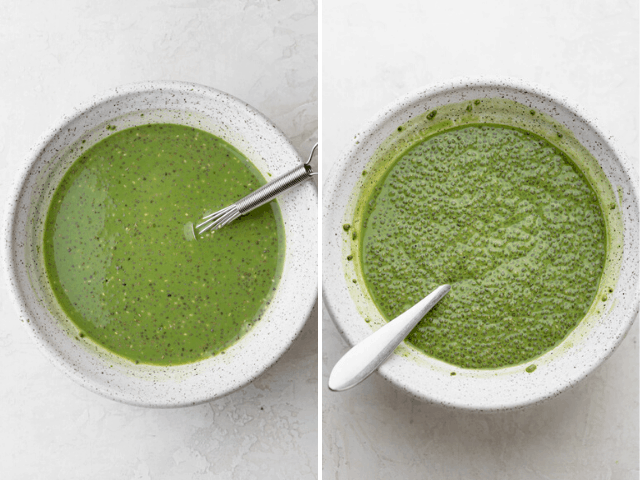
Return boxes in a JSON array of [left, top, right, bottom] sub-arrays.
[[328, 284, 451, 392]]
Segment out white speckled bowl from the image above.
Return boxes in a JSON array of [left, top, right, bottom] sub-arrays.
[[6, 81, 317, 407], [323, 77, 639, 411]]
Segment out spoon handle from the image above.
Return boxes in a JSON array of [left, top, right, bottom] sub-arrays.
[[328, 284, 451, 392]]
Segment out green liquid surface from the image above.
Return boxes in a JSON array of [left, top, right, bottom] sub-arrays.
[[43, 123, 283, 365], [360, 124, 607, 369]]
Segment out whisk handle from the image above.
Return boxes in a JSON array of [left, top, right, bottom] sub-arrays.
[[236, 163, 313, 215]]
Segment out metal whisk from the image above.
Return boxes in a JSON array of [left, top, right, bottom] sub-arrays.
[[196, 143, 318, 235]]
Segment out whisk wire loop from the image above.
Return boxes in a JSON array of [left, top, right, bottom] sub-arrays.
[[196, 143, 317, 235]]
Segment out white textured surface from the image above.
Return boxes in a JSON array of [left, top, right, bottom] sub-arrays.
[[322, 1, 638, 478], [0, 1, 317, 478]]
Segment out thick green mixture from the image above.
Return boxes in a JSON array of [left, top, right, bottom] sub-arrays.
[[360, 124, 606, 369], [43, 123, 283, 365]]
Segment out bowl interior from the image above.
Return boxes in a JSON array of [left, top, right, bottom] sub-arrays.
[[7, 82, 317, 407], [323, 78, 638, 411]]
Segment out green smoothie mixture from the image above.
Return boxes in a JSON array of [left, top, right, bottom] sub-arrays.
[[359, 124, 607, 369], [43, 123, 284, 365]]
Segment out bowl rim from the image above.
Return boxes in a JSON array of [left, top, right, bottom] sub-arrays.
[[322, 75, 639, 411], [5, 80, 318, 407]]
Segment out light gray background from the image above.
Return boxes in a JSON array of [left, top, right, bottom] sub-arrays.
[[322, 1, 638, 479], [0, 1, 318, 479]]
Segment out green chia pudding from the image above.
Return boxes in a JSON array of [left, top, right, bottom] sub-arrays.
[[359, 124, 607, 369], [43, 123, 284, 365]]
